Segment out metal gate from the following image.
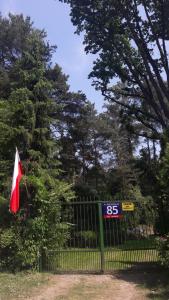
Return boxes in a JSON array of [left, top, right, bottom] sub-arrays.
[[41, 198, 163, 273]]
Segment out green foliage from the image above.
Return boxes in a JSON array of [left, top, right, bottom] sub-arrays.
[[0, 10, 167, 271], [75, 231, 97, 248], [156, 235, 169, 269], [60, 0, 169, 135], [156, 143, 169, 233], [126, 187, 156, 227], [0, 14, 74, 271]]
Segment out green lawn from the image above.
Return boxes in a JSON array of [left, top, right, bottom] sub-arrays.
[[44, 239, 159, 272]]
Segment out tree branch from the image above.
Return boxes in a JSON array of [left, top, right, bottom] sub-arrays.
[[142, 0, 169, 88], [131, 0, 169, 103], [114, 42, 166, 126], [102, 90, 162, 135], [125, 12, 169, 120]]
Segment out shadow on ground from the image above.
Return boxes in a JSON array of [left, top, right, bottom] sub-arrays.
[[112, 262, 169, 299]]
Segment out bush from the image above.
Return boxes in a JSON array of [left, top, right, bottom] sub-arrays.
[[0, 177, 73, 272], [74, 231, 97, 248], [0, 228, 17, 271], [0, 219, 71, 272], [0, 226, 40, 272], [156, 234, 169, 268]]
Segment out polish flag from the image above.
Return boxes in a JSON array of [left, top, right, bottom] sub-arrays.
[[10, 148, 23, 213]]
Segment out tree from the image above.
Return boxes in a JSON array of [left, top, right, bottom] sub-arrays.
[[0, 14, 73, 270], [59, 0, 169, 138], [99, 101, 140, 197], [54, 89, 108, 194], [156, 143, 169, 233]]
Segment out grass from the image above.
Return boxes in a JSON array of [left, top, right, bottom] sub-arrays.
[[115, 268, 169, 300], [45, 239, 159, 272], [54, 271, 169, 300], [117, 237, 156, 250], [0, 269, 168, 300], [0, 272, 49, 300]]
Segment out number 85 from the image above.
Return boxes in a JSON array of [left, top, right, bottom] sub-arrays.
[[107, 205, 118, 215]]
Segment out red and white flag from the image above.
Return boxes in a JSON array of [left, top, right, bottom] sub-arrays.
[[10, 148, 23, 214]]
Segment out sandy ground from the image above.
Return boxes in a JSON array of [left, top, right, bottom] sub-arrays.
[[29, 274, 150, 300]]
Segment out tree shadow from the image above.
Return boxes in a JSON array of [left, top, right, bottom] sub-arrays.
[[111, 262, 169, 299]]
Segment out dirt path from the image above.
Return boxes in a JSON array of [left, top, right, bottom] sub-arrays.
[[29, 274, 150, 300]]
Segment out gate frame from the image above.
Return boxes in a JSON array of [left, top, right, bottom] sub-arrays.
[[39, 197, 159, 273]]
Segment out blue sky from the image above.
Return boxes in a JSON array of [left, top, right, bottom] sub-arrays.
[[0, 0, 104, 111]]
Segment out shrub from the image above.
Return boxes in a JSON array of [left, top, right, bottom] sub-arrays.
[[156, 234, 169, 268], [74, 231, 97, 248]]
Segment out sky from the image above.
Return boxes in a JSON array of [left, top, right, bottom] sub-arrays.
[[0, 0, 104, 112]]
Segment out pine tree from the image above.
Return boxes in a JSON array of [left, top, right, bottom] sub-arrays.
[[0, 14, 73, 270]]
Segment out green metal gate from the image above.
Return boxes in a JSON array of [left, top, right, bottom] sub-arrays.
[[41, 198, 162, 273]]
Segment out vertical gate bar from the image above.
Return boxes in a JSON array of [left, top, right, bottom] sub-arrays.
[[79, 202, 82, 250], [90, 200, 93, 269], [37, 250, 41, 272], [98, 201, 105, 273], [75, 203, 78, 269], [94, 202, 98, 269]]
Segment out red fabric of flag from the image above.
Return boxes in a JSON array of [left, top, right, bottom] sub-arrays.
[[10, 148, 23, 213]]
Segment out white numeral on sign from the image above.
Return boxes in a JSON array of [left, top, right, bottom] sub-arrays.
[[107, 205, 113, 215], [112, 205, 118, 215], [107, 205, 118, 215]]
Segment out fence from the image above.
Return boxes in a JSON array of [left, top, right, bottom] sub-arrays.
[[40, 197, 164, 273]]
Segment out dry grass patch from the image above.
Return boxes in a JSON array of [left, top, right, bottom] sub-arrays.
[[0, 272, 49, 300]]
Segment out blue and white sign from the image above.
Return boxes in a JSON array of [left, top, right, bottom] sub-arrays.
[[102, 203, 122, 219]]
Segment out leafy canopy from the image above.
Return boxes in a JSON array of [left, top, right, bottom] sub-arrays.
[[0, 14, 74, 270], [60, 0, 169, 137]]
